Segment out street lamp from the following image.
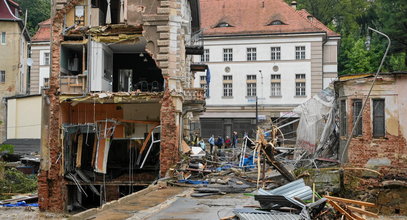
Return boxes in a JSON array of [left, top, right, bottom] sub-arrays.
[[256, 70, 264, 127], [340, 27, 391, 162]]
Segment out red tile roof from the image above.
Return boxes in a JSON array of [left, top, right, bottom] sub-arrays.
[[0, 0, 20, 21], [297, 9, 339, 37], [200, 0, 339, 37], [32, 19, 51, 42]]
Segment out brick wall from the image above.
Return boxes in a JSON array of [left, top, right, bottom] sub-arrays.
[[38, 0, 82, 211], [346, 98, 407, 179], [159, 85, 180, 177]]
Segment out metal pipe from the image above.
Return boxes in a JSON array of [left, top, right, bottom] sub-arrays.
[[340, 27, 391, 162]]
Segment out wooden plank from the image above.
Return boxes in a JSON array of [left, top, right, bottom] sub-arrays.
[[91, 136, 98, 167], [138, 125, 158, 156], [348, 205, 379, 218], [325, 195, 376, 207], [327, 200, 357, 220], [76, 134, 83, 168]]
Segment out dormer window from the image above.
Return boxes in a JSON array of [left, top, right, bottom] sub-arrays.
[[269, 20, 285, 25], [216, 22, 233, 28]]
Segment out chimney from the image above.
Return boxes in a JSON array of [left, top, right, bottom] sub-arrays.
[[291, 1, 297, 10]]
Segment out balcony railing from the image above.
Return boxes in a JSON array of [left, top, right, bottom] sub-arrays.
[[184, 88, 205, 102], [186, 30, 204, 55], [59, 75, 87, 94]]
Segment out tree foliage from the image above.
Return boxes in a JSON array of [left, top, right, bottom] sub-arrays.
[[0, 167, 37, 200], [15, 0, 51, 36], [286, 0, 407, 74]]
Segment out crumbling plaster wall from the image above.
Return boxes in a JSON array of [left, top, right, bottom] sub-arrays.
[[339, 76, 407, 178]]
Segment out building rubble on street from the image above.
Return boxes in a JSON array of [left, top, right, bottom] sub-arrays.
[[8, 0, 402, 219]]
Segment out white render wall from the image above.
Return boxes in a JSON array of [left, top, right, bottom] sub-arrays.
[[194, 35, 327, 107]]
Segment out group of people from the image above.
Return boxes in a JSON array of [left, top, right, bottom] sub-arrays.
[[207, 131, 238, 154]]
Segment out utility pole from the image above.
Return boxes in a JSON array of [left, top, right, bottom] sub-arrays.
[[255, 96, 258, 127]]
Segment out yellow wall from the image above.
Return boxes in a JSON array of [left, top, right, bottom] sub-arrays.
[[7, 96, 42, 139], [0, 21, 24, 141]]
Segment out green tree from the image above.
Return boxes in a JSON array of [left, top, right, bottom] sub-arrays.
[[15, 0, 51, 36], [289, 0, 407, 74], [376, 0, 407, 67]]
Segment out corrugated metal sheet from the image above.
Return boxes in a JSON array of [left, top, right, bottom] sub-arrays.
[[258, 178, 312, 201], [234, 209, 301, 220]]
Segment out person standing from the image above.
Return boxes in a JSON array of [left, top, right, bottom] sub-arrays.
[[225, 136, 231, 148], [232, 131, 238, 148], [215, 135, 224, 152], [208, 135, 215, 154]]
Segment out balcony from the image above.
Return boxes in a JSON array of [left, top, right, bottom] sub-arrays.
[[60, 75, 87, 94], [186, 30, 204, 55], [184, 88, 205, 103]]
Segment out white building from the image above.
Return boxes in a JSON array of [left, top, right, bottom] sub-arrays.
[[194, 0, 340, 138], [29, 19, 51, 94]]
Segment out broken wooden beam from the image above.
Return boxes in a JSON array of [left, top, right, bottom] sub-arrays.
[[324, 195, 376, 207]]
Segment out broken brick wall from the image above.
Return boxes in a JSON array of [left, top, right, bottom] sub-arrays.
[[159, 83, 180, 177], [38, 0, 82, 211], [346, 98, 407, 178], [337, 75, 407, 180]]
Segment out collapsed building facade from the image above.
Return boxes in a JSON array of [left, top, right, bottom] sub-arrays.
[[38, 0, 205, 211], [336, 72, 407, 178]]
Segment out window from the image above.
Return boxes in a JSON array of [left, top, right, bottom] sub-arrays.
[[223, 75, 232, 97], [201, 49, 209, 62], [223, 83, 232, 97], [200, 75, 208, 97], [270, 74, 281, 97], [295, 83, 305, 96], [223, 75, 232, 81], [270, 20, 285, 25], [352, 99, 363, 136], [271, 47, 281, 60], [0, 70, 5, 83], [340, 100, 347, 136], [296, 74, 306, 79], [373, 99, 385, 137], [295, 46, 305, 60], [270, 83, 281, 96], [247, 48, 257, 61], [1, 32, 5, 45], [247, 83, 256, 97], [216, 22, 233, 28], [44, 52, 50, 65], [271, 74, 281, 80], [200, 83, 209, 97], [223, 48, 233, 61], [247, 75, 256, 80], [295, 74, 306, 96]]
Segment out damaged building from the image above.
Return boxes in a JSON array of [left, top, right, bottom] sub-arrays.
[[39, 0, 205, 212], [336, 72, 407, 179]]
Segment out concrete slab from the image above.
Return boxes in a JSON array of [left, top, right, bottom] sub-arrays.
[[132, 193, 258, 220]]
